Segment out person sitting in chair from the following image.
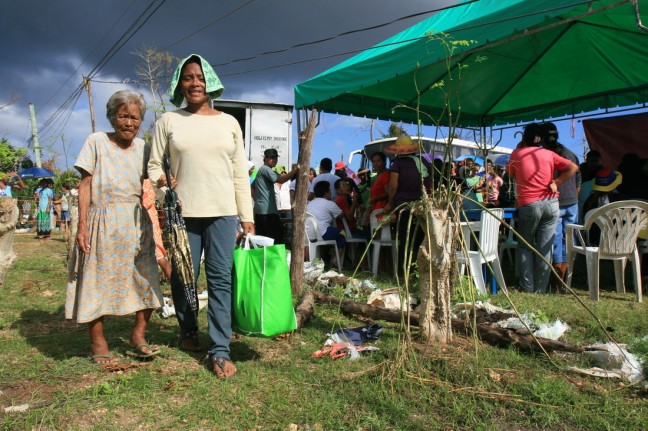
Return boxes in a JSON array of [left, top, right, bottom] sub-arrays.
[[306, 181, 346, 269]]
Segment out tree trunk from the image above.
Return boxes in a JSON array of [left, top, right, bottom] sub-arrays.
[[0, 197, 19, 284], [418, 203, 456, 343], [290, 110, 317, 296]]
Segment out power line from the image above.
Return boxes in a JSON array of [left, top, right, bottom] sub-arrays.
[[161, 0, 257, 51], [218, 0, 608, 76], [87, 0, 167, 79], [38, 0, 140, 114], [212, 0, 478, 68], [34, 0, 167, 144]]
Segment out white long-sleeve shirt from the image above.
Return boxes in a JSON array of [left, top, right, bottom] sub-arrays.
[[148, 110, 253, 222]]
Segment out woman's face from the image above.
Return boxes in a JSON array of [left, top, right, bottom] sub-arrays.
[[371, 155, 385, 171], [113, 103, 142, 144], [180, 61, 208, 105], [308, 170, 316, 182]]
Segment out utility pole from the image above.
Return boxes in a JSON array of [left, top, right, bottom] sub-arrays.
[[28, 103, 42, 168], [83, 76, 96, 133]]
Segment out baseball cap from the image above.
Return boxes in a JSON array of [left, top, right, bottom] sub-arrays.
[[264, 148, 279, 158]]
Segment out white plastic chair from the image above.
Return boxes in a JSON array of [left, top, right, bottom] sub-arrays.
[[566, 200, 648, 302], [304, 212, 343, 271], [456, 208, 507, 295], [369, 209, 397, 276], [340, 217, 370, 269]]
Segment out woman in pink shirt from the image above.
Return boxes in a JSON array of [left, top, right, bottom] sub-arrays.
[[508, 123, 578, 293]]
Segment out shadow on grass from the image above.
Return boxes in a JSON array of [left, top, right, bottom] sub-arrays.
[[13, 306, 88, 360], [12, 307, 245, 361]]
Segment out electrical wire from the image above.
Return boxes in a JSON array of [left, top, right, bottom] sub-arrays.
[[212, 0, 478, 68], [161, 0, 257, 50], [34, 0, 167, 145], [38, 0, 140, 114]]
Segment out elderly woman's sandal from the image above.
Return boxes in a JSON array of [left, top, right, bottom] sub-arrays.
[[126, 344, 161, 359], [90, 353, 118, 364]]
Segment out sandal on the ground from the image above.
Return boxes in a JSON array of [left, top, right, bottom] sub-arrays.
[[212, 357, 237, 378], [126, 343, 161, 359], [179, 330, 203, 352], [90, 353, 118, 365]]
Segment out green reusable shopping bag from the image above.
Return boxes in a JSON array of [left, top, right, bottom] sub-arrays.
[[232, 235, 297, 337]]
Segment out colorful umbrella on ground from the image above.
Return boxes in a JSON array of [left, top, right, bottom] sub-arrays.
[[19, 167, 55, 178], [162, 154, 198, 313]]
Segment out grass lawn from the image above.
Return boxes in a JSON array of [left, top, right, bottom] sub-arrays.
[[0, 233, 646, 430]]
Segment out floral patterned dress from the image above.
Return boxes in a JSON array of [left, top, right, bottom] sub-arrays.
[[65, 132, 162, 323]]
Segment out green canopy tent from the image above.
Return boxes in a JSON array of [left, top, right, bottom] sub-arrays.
[[294, 0, 648, 128]]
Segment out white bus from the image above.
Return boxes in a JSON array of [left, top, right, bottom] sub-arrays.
[[348, 136, 514, 172]]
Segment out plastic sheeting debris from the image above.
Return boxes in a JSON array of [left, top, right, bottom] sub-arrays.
[[367, 288, 418, 311], [571, 342, 645, 383]]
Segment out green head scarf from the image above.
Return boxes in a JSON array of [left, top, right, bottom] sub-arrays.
[[168, 54, 224, 107]]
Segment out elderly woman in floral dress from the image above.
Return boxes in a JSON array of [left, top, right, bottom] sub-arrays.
[[66, 90, 163, 364]]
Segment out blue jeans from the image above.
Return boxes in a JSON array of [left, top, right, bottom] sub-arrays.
[[517, 198, 559, 293], [322, 226, 346, 248], [170, 216, 238, 359], [552, 203, 579, 264]]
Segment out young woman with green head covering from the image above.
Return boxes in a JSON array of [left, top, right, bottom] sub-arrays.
[[148, 54, 254, 378]]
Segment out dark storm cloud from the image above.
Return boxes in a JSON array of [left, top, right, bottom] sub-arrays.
[[0, 0, 453, 163]]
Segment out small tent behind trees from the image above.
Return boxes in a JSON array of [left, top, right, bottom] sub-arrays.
[[294, 0, 648, 128]]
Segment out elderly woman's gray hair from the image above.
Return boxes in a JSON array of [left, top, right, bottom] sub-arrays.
[[105, 90, 146, 126]]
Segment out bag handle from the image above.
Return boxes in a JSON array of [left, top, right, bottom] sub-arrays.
[[244, 233, 254, 250], [243, 233, 275, 250]]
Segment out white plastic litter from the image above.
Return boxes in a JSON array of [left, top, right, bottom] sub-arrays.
[[452, 300, 511, 318], [329, 334, 360, 361], [533, 319, 570, 340], [159, 296, 176, 318], [367, 288, 417, 311], [326, 333, 380, 360], [495, 313, 535, 333], [570, 342, 645, 383], [303, 260, 325, 283], [4, 404, 29, 413]]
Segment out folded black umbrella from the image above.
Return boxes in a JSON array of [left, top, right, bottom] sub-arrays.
[[162, 154, 198, 312]]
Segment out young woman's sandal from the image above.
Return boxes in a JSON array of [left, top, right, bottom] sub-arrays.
[[212, 357, 237, 378], [179, 330, 203, 352]]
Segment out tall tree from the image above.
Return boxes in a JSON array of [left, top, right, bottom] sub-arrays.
[[0, 139, 29, 172], [132, 45, 177, 122]]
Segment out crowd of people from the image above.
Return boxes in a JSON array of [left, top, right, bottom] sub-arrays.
[[0, 172, 76, 240], [56, 52, 648, 378]]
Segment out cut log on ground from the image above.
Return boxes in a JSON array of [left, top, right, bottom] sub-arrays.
[[295, 291, 315, 329], [312, 291, 583, 354]]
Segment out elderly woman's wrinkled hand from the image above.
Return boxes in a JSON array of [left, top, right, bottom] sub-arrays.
[[76, 224, 91, 254]]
